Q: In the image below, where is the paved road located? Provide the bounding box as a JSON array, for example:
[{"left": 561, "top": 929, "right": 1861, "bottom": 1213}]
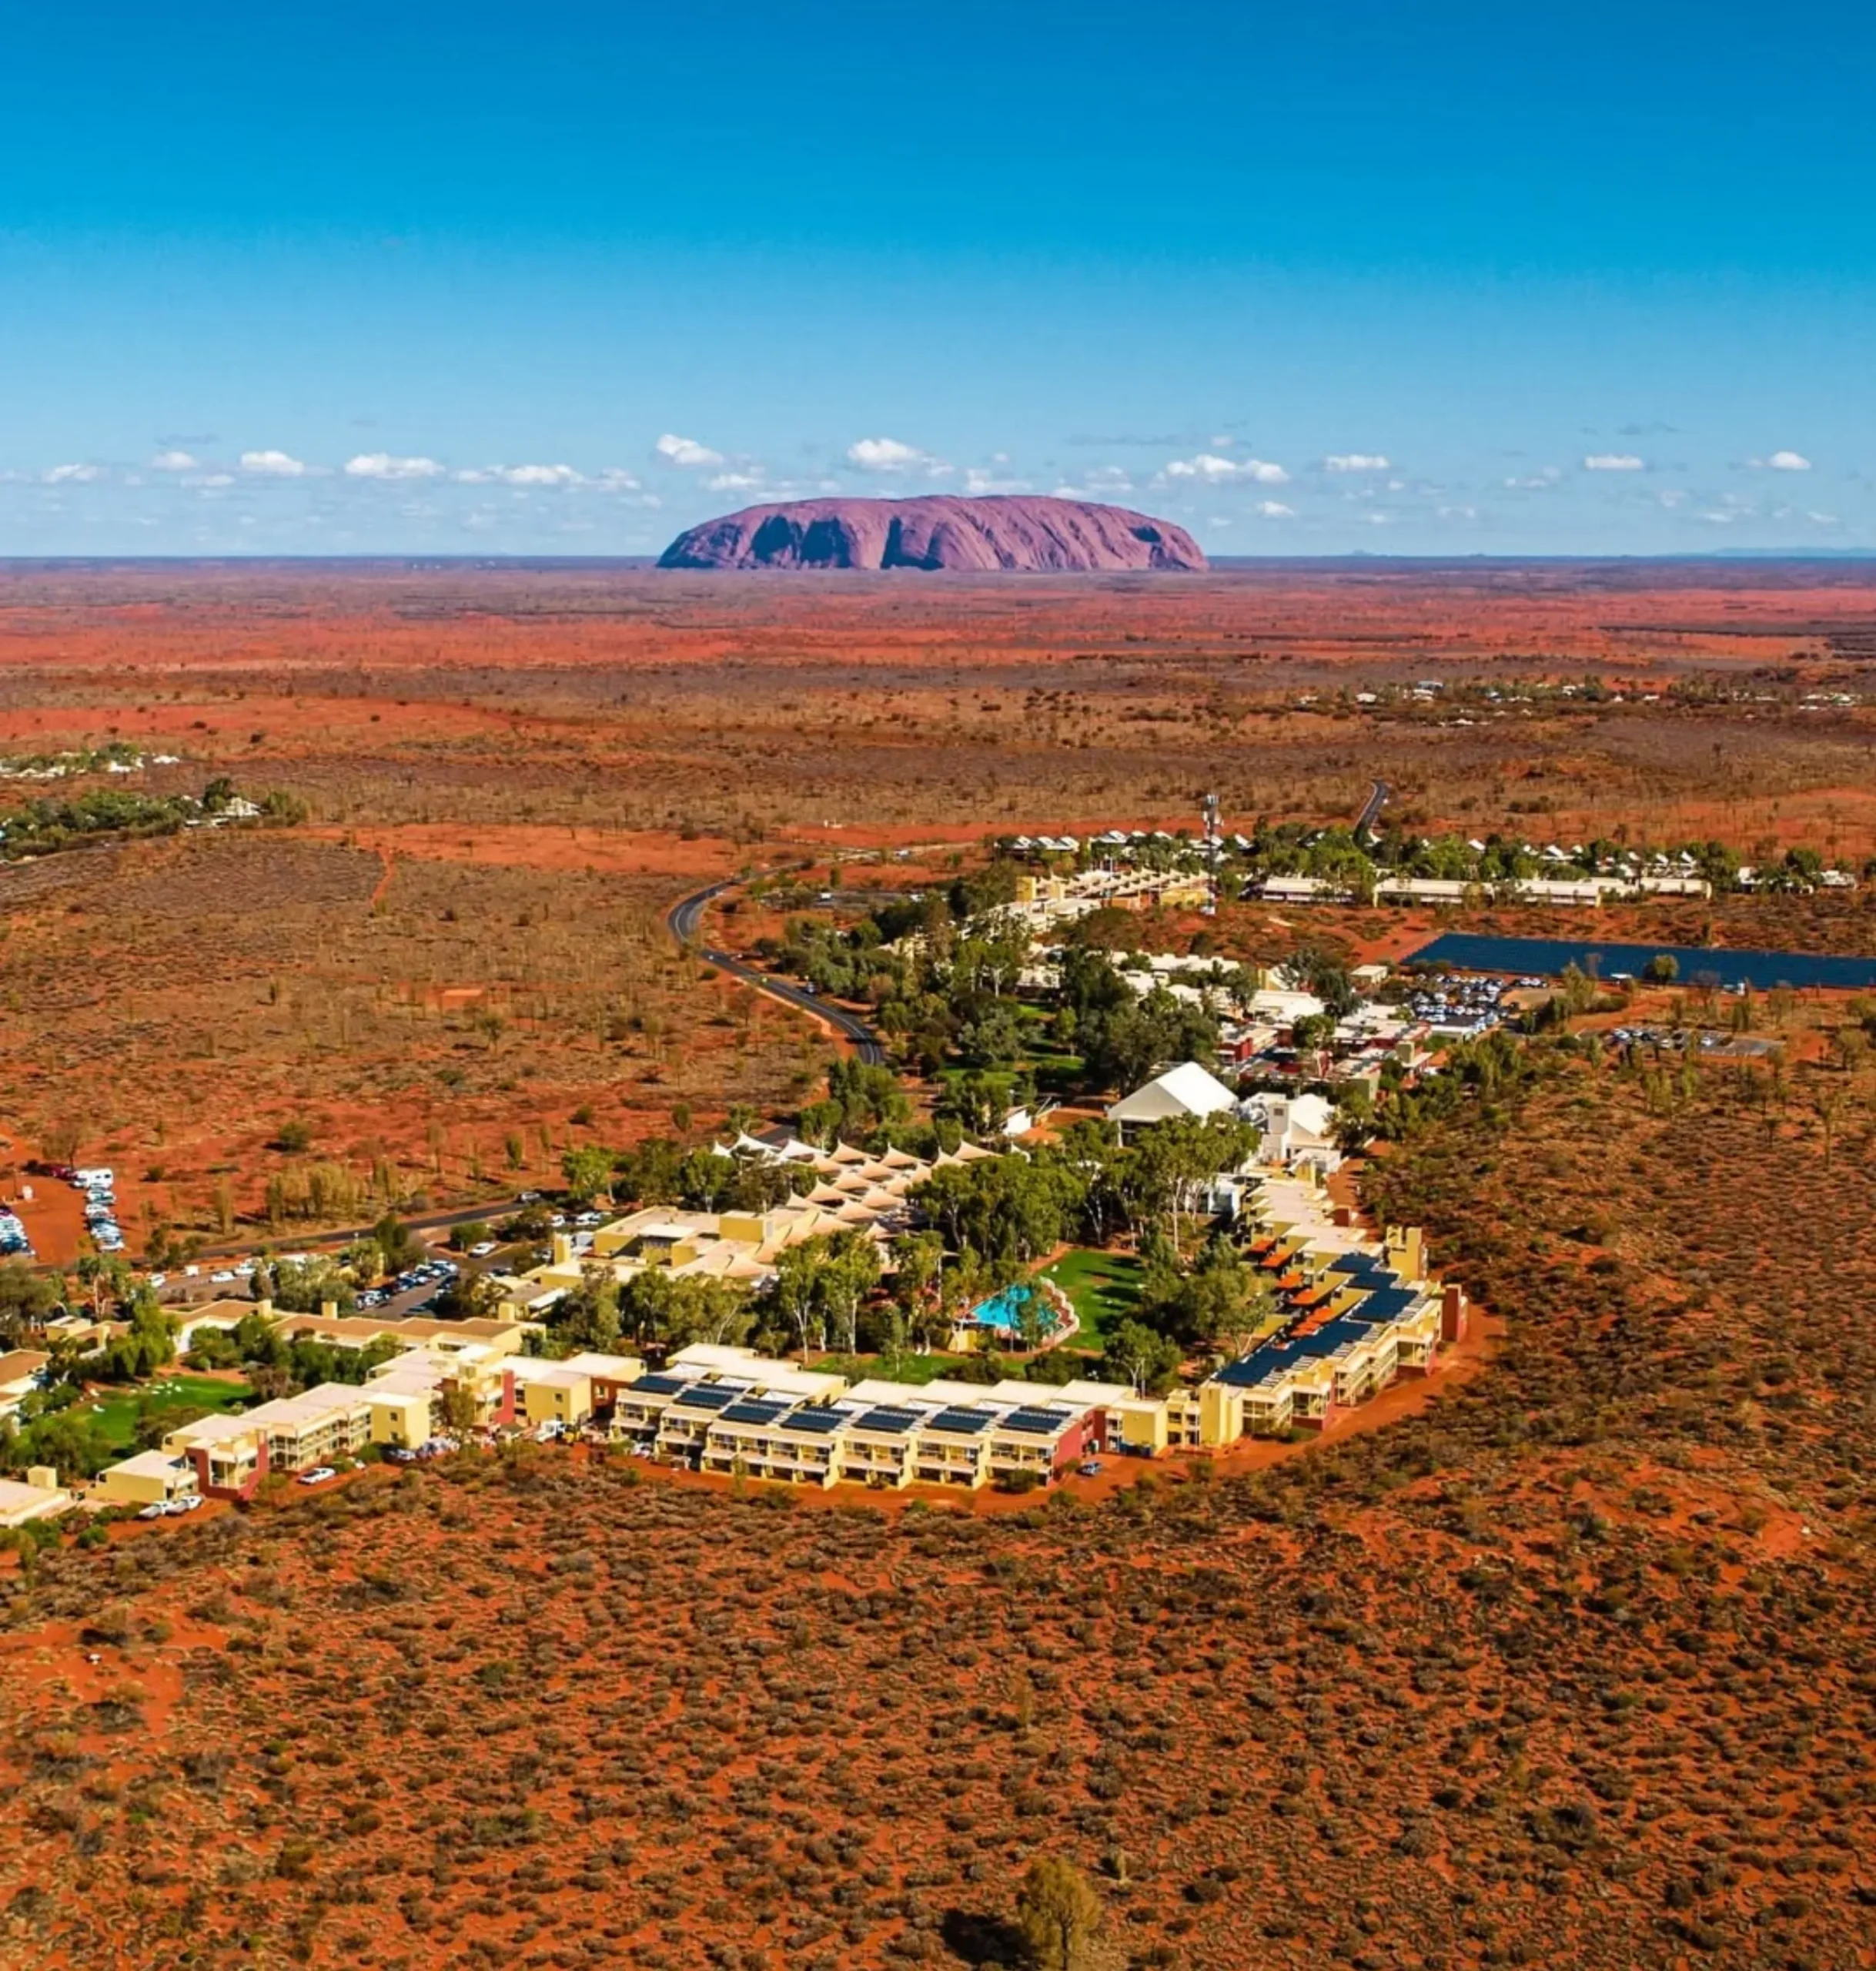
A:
[
  {"left": 1356, "top": 779, "right": 1391, "bottom": 837},
  {"left": 666, "top": 880, "right": 887, "bottom": 1066},
  {"left": 182, "top": 1197, "right": 528, "bottom": 1267}
]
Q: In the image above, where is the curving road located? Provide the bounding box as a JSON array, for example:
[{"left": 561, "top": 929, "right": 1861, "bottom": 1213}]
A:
[
  {"left": 666, "top": 880, "right": 887, "bottom": 1066},
  {"left": 1355, "top": 779, "right": 1391, "bottom": 838}
]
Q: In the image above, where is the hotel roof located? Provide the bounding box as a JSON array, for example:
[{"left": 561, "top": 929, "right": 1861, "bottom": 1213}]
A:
[
  {"left": 925, "top": 1406, "right": 996, "bottom": 1436},
  {"left": 852, "top": 1405, "right": 921, "bottom": 1436},
  {"left": 998, "top": 1406, "right": 1077, "bottom": 1436}
]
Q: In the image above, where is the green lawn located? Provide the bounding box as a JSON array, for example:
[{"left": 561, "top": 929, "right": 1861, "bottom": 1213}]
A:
[
  {"left": 75, "top": 1374, "right": 253, "bottom": 1452},
  {"left": 814, "top": 1351, "right": 984, "bottom": 1387},
  {"left": 1038, "top": 1250, "right": 1145, "bottom": 1356}
]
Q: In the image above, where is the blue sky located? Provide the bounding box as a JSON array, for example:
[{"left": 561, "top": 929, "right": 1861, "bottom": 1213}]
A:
[{"left": 3, "top": 0, "right": 1872, "bottom": 557}]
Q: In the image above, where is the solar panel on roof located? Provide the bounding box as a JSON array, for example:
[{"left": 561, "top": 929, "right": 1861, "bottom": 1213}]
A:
[
  {"left": 1002, "top": 1407, "right": 1072, "bottom": 1434},
  {"left": 1296, "top": 1317, "right": 1373, "bottom": 1355},
  {"left": 855, "top": 1406, "right": 919, "bottom": 1434},
  {"left": 630, "top": 1373, "right": 685, "bottom": 1394},
  {"left": 1332, "top": 1252, "right": 1389, "bottom": 1276},
  {"left": 721, "top": 1400, "right": 788, "bottom": 1425},
  {"left": 1213, "top": 1356, "right": 1275, "bottom": 1387},
  {"left": 927, "top": 1407, "right": 994, "bottom": 1434},
  {"left": 780, "top": 1407, "right": 847, "bottom": 1434},
  {"left": 675, "top": 1384, "right": 739, "bottom": 1410}
]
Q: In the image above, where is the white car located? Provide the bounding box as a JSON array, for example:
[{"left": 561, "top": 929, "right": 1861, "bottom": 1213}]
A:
[
  {"left": 469, "top": 1240, "right": 497, "bottom": 1257},
  {"left": 136, "top": 1502, "right": 168, "bottom": 1521},
  {"left": 296, "top": 1467, "right": 337, "bottom": 1486}
]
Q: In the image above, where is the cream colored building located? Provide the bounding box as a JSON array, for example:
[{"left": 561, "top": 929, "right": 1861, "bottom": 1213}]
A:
[
  {"left": 0, "top": 1350, "right": 51, "bottom": 1423},
  {"left": 498, "top": 1142, "right": 1003, "bottom": 1321},
  {"left": 0, "top": 1468, "right": 72, "bottom": 1526},
  {"left": 95, "top": 1450, "right": 198, "bottom": 1510}
]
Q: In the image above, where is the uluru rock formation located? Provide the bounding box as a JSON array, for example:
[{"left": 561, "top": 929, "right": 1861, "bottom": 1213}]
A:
[{"left": 657, "top": 494, "right": 1206, "bottom": 572}]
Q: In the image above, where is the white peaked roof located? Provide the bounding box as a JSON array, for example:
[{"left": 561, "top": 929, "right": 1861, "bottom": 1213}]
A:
[
  {"left": 1106, "top": 1060, "right": 1239, "bottom": 1126},
  {"left": 1286, "top": 1093, "right": 1336, "bottom": 1139}
]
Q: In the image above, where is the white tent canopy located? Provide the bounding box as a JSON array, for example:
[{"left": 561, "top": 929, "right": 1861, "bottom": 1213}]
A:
[{"left": 1106, "top": 1060, "right": 1239, "bottom": 1129}]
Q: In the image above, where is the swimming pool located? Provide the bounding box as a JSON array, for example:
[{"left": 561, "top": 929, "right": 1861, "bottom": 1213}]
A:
[
  {"left": 971, "top": 1283, "right": 1041, "bottom": 1333},
  {"left": 1405, "top": 932, "right": 1876, "bottom": 993}
]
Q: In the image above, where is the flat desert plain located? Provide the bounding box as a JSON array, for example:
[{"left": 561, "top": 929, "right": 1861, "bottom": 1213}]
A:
[{"left": 2, "top": 559, "right": 1876, "bottom": 1969}]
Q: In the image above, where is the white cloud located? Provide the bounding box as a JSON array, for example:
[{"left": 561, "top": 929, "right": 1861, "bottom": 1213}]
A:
[
  {"left": 1051, "top": 467, "right": 1135, "bottom": 500},
  {"left": 1752, "top": 449, "right": 1811, "bottom": 471},
  {"left": 1807, "top": 510, "right": 1841, "bottom": 526},
  {"left": 42, "top": 463, "right": 103, "bottom": 484},
  {"left": 706, "top": 471, "right": 765, "bottom": 493},
  {"left": 344, "top": 453, "right": 443, "bottom": 480},
  {"left": 1583, "top": 453, "right": 1646, "bottom": 471},
  {"left": 847, "top": 436, "right": 948, "bottom": 475},
  {"left": 240, "top": 449, "right": 312, "bottom": 477},
  {"left": 965, "top": 467, "right": 1031, "bottom": 494},
  {"left": 1324, "top": 453, "right": 1390, "bottom": 473},
  {"left": 656, "top": 433, "right": 724, "bottom": 469},
  {"left": 150, "top": 450, "right": 198, "bottom": 471},
  {"left": 1503, "top": 468, "right": 1563, "bottom": 490},
  {"left": 1657, "top": 488, "right": 1689, "bottom": 508},
  {"left": 590, "top": 468, "right": 643, "bottom": 493},
  {"left": 500, "top": 463, "right": 583, "bottom": 487},
  {"left": 1163, "top": 453, "right": 1288, "bottom": 485},
  {"left": 1254, "top": 500, "right": 1294, "bottom": 518},
  {"left": 199, "top": 474, "right": 234, "bottom": 488}
]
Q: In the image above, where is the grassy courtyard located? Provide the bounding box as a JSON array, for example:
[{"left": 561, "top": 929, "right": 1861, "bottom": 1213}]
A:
[
  {"left": 1038, "top": 1249, "right": 1145, "bottom": 1357},
  {"left": 814, "top": 1350, "right": 985, "bottom": 1387},
  {"left": 74, "top": 1373, "right": 253, "bottom": 1452}
]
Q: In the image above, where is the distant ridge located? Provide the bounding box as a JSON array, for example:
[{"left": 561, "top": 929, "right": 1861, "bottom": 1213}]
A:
[{"left": 657, "top": 494, "right": 1206, "bottom": 572}]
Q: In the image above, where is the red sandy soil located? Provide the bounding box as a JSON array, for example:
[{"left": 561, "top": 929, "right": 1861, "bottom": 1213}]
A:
[{"left": 2, "top": 986, "right": 1875, "bottom": 1968}]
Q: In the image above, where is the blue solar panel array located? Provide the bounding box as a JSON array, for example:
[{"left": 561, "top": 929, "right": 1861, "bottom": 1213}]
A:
[
  {"left": 854, "top": 1405, "right": 921, "bottom": 1435},
  {"left": 674, "top": 1384, "right": 741, "bottom": 1412},
  {"left": 1351, "top": 1287, "right": 1419, "bottom": 1325},
  {"left": 779, "top": 1406, "right": 848, "bottom": 1435},
  {"left": 1002, "top": 1407, "right": 1072, "bottom": 1435},
  {"left": 721, "top": 1400, "right": 789, "bottom": 1426},
  {"left": 927, "top": 1407, "right": 994, "bottom": 1435},
  {"left": 630, "top": 1373, "right": 686, "bottom": 1395},
  {"left": 1329, "top": 1252, "right": 1392, "bottom": 1282}
]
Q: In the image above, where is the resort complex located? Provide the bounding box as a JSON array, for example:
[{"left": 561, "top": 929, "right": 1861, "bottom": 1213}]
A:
[{"left": 79, "top": 1117, "right": 1466, "bottom": 1510}]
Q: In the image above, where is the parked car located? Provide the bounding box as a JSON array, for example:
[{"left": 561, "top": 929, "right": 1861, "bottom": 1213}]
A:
[
  {"left": 469, "top": 1240, "right": 497, "bottom": 1258},
  {"left": 167, "top": 1495, "right": 204, "bottom": 1514},
  {"left": 296, "top": 1467, "right": 337, "bottom": 1486},
  {"left": 136, "top": 1502, "right": 169, "bottom": 1521},
  {"left": 1077, "top": 1459, "right": 1103, "bottom": 1477}
]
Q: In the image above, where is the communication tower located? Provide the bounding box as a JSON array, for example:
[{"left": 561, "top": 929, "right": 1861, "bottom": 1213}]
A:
[{"left": 1201, "top": 791, "right": 1221, "bottom": 915}]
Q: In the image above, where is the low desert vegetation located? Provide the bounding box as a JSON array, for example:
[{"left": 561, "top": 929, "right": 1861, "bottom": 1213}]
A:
[
  {"left": 1, "top": 561, "right": 1874, "bottom": 1966},
  {"left": 0, "top": 1013, "right": 1872, "bottom": 1969}
]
